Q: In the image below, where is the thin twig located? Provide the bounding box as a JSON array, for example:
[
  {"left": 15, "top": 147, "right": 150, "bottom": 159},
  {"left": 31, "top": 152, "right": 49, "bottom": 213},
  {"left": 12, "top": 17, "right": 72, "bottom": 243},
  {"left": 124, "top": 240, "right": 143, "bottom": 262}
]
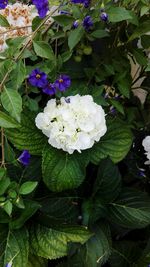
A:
[{"left": 1, "top": 128, "right": 5, "bottom": 168}]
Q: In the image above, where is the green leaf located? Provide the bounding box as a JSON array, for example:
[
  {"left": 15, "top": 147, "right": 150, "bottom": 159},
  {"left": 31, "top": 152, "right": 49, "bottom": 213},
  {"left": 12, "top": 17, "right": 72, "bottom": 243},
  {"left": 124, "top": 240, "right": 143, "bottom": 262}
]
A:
[
  {"left": 79, "top": 223, "right": 112, "bottom": 267},
  {"left": 68, "top": 26, "right": 84, "bottom": 50},
  {"left": 10, "top": 60, "right": 26, "bottom": 89},
  {"left": 133, "top": 49, "right": 148, "bottom": 66},
  {"left": 93, "top": 158, "right": 122, "bottom": 203},
  {"left": 39, "top": 196, "right": 78, "bottom": 223},
  {"left": 0, "top": 176, "right": 10, "bottom": 196},
  {"left": 128, "top": 20, "right": 150, "bottom": 41},
  {"left": 1, "top": 88, "right": 22, "bottom": 122},
  {"left": 0, "top": 225, "right": 29, "bottom": 267},
  {"left": 42, "top": 145, "right": 89, "bottom": 192},
  {"left": 61, "top": 51, "right": 73, "bottom": 62},
  {"left": 3, "top": 201, "right": 12, "bottom": 216},
  {"left": 107, "top": 7, "right": 133, "bottom": 22},
  {"left": 19, "top": 181, "right": 38, "bottom": 195},
  {"left": 109, "top": 99, "right": 125, "bottom": 115},
  {"left": 91, "top": 119, "right": 132, "bottom": 164},
  {"left": 109, "top": 241, "right": 140, "bottom": 267},
  {"left": 0, "top": 168, "right": 6, "bottom": 180},
  {"left": 5, "top": 110, "right": 47, "bottom": 155},
  {"left": 108, "top": 188, "right": 150, "bottom": 229},
  {"left": 10, "top": 200, "right": 40, "bottom": 229},
  {"left": 30, "top": 223, "right": 92, "bottom": 260},
  {"left": 53, "top": 15, "right": 74, "bottom": 27},
  {"left": 0, "top": 14, "right": 10, "bottom": 27},
  {"left": 27, "top": 254, "right": 48, "bottom": 267},
  {"left": 33, "top": 41, "right": 55, "bottom": 60},
  {"left": 91, "top": 30, "right": 109, "bottom": 38},
  {"left": 137, "top": 239, "right": 150, "bottom": 267},
  {"left": 0, "top": 111, "right": 21, "bottom": 128}
]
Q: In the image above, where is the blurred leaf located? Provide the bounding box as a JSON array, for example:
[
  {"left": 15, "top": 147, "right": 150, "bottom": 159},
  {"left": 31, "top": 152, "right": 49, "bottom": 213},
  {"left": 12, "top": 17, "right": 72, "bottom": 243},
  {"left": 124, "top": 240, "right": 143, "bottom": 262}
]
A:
[
  {"left": 0, "top": 111, "right": 20, "bottom": 128},
  {"left": 0, "top": 225, "right": 29, "bottom": 267},
  {"left": 33, "top": 41, "right": 55, "bottom": 61},
  {"left": 27, "top": 254, "right": 48, "bottom": 267},
  {"left": 5, "top": 110, "right": 47, "bottom": 155},
  {"left": 19, "top": 181, "right": 38, "bottom": 195},
  {"left": 30, "top": 223, "right": 92, "bottom": 260},
  {"left": 108, "top": 188, "right": 150, "bottom": 229},
  {"left": 42, "top": 145, "right": 89, "bottom": 192},
  {"left": 10, "top": 200, "right": 40, "bottom": 229},
  {"left": 68, "top": 26, "right": 84, "bottom": 50},
  {"left": 108, "top": 7, "right": 133, "bottom": 22},
  {"left": 93, "top": 158, "right": 122, "bottom": 203},
  {"left": 53, "top": 15, "right": 74, "bottom": 27},
  {"left": 91, "top": 119, "right": 132, "bottom": 164},
  {"left": 0, "top": 14, "right": 10, "bottom": 27},
  {"left": 1, "top": 88, "right": 22, "bottom": 122}
]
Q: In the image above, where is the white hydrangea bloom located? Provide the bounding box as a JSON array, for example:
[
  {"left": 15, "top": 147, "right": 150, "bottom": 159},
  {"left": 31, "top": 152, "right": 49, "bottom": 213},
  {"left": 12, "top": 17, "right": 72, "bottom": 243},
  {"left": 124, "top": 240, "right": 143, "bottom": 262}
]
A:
[
  {"left": 0, "top": 4, "right": 58, "bottom": 52},
  {"left": 35, "top": 94, "right": 107, "bottom": 154},
  {"left": 142, "top": 136, "right": 150, "bottom": 165},
  {"left": 0, "top": 3, "right": 37, "bottom": 52}
]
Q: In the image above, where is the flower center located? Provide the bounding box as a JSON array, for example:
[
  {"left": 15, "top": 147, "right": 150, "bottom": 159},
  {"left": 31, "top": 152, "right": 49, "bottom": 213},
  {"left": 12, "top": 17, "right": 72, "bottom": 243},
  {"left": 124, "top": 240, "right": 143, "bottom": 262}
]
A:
[
  {"left": 59, "top": 79, "right": 63, "bottom": 83},
  {"left": 36, "top": 74, "right": 41, "bottom": 79}
]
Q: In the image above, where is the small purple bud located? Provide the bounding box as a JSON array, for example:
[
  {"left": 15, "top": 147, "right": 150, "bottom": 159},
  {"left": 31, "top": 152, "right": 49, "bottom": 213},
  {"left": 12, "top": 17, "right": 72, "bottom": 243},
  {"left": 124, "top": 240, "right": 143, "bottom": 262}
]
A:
[
  {"left": 18, "top": 150, "right": 31, "bottom": 166},
  {"left": 73, "top": 20, "right": 79, "bottom": 28},
  {"left": 100, "top": 12, "right": 108, "bottom": 22},
  {"left": 59, "top": 10, "right": 70, "bottom": 15},
  {"left": 5, "top": 262, "right": 12, "bottom": 267}
]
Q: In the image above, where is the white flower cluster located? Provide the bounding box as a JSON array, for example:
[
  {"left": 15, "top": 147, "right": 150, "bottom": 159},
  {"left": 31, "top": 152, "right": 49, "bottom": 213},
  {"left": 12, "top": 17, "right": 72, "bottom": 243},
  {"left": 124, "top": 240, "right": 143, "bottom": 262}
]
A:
[
  {"left": 142, "top": 136, "right": 150, "bottom": 164},
  {"left": 35, "top": 94, "right": 107, "bottom": 154},
  {"left": 0, "top": 3, "right": 37, "bottom": 52},
  {"left": 0, "top": 4, "right": 58, "bottom": 52}
]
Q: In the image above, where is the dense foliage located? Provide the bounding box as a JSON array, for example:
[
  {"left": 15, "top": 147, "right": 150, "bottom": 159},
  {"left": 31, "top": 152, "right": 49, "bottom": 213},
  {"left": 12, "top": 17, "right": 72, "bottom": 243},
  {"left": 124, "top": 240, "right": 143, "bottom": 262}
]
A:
[{"left": 0, "top": 0, "right": 150, "bottom": 266}]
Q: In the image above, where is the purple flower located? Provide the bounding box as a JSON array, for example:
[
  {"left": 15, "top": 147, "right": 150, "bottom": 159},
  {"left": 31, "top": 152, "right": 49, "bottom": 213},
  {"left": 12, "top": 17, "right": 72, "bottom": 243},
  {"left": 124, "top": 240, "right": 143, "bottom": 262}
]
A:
[
  {"left": 73, "top": 20, "right": 79, "bottom": 29},
  {"left": 83, "top": 16, "right": 93, "bottom": 31},
  {"left": 71, "top": 0, "right": 90, "bottom": 8},
  {"left": 32, "top": 0, "right": 49, "bottom": 18},
  {"left": 42, "top": 83, "right": 56, "bottom": 95},
  {"left": 54, "top": 75, "right": 71, "bottom": 92},
  {"left": 0, "top": 0, "right": 8, "bottom": 9},
  {"left": 28, "top": 69, "right": 48, "bottom": 88},
  {"left": 18, "top": 150, "right": 31, "bottom": 166},
  {"left": 100, "top": 12, "right": 108, "bottom": 22},
  {"left": 5, "top": 263, "right": 12, "bottom": 267}
]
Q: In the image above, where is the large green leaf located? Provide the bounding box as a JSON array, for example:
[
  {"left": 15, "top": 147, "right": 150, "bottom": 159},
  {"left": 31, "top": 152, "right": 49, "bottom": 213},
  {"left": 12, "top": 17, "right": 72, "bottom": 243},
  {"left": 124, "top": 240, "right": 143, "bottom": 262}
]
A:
[
  {"left": 68, "top": 26, "right": 84, "bottom": 50},
  {"left": 10, "top": 60, "right": 26, "bottom": 89},
  {"left": 68, "top": 223, "right": 111, "bottom": 267},
  {"left": 93, "top": 158, "right": 122, "bottom": 203},
  {"left": 30, "top": 223, "right": 92, "bottom": 260},
  {"left": 10, "top": 200, "right": 40, "bottom": 229},
  {"left": 33, "top": 41, "right": 55, "bottom": 61},
  {"left": 108, "top": 188, "right": 150, "bottom": 229},
  {"left": 53, "top": 15, "right": 74, "bottom": 27},
  {"left": 0, "top": 111, "right": 20, "bottom": 128},
  {"left": 107, "top": 7, "right": 133, "bottom": 22},
  {"left": 5, "top": 110, "right": 46, "bottom": 155},
  {"left": 0, "top": 225, "right": 29, "bottom": 267},
  {"left": 0, "top": 14, "right": 10, "bottom": 27},
  {"left": 91, "top": 119, "right": 132, "bottom": 164},
  {"left": 42, "top": 145, "right": 89, "bottom": 192},
  {"left": 109, "top": 241, "right": 140, "bottom": 267},
  {"left": 1, "top": 88, "right": 22, "bottom": 122},
  {"left": 39, "top": 196, "right": 79, "bottom": 223},
  {"left": 128, "top": 20, "right": 150, "bottom": 41},
  {"left": 137, "top": 239, "right": 150, "bottom": 267}
]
